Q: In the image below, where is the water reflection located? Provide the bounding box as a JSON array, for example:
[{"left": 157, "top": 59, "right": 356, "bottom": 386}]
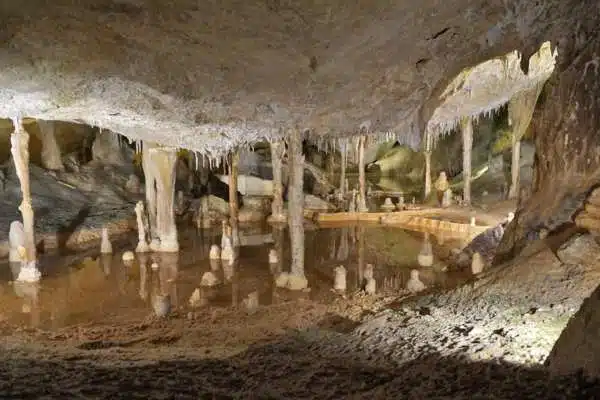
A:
[{"left": 0, "top": 223, "right": 473, "bottom": 330}]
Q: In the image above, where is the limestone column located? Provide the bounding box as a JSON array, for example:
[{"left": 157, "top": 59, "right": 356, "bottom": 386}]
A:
[
  {"left": 228, "top": 149, "right": 240, "bottom": 248},
  {"left": 142, "top": 142, "right": 159, "bottom": 245},
  {"left": 357, "top": 135, "right": 368, "bottom": 212},
  {"left": 507, "top": 83, "right": 544, "bottom": 199},
  {"left": 11, "top": 119, "right": 40, "bottom": 281},
  {"left": 339, "top": 140, "right": 347, "bottom": 198},
  {"left": 423, "top": 130, "right": 432, "bottom": 199},
  {"left": 287, "top": 130, "right": 308, "bottom": 290},
  {"left": 37, "top": 120, "right": 64, "bottom": 171},
  {"left": 460, "top": 117, "right": 473, "bottom": 205},
  {"left": 147, "top": 146, "right": 179, "bottom": 252},
  {"left": 270, "top": 140, "right": 286, "bottom": 222}
]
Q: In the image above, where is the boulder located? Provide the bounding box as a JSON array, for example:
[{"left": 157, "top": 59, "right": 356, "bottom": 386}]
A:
[{"left": 557, "top": 234, "right": 600, "bottom": 266}]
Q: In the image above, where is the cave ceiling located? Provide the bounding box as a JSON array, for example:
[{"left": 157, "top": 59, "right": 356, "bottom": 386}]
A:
[{"left": 0, "top": 0, "right": 588, "bottom": 155}]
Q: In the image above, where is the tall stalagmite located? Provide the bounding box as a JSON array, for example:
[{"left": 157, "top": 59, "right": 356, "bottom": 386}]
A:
[
  {"left": 146, "top": 146, "right": 179, "bottom": 252},
  {"left": 287, "top": 130, "right": 308, "bottom": 290},
  {"left": 270, "top": 140, "right": 286, "bottom": 222},
  {"left": 228, "top": 149, "right": 240, "bottom": 247},
  {"left": 423, "top": 130, "right": 433, "bottom": 199},
  {"left": 11, "top": 118, "right": 41, "bottom": 282},
  {"left": 37, "top": 120, "right": 64, "bottom": 171},
  {"left": 507, "top": 83, "right": 544, "bottom": 199},
  {"left": 357, "top": 135, "right": 368, "bottom": 212},
  {"left": 460, "top": 117, "right": 473, "bottom": 205}
]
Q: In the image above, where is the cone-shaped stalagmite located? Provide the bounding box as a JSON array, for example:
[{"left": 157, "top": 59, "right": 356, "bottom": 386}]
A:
[
  {"left": 269, "top": 140, "right": 286, "bottom": 222},
  {"left": 10, "top": 118, "right": 40, "bottom": 282},
  {"left": 460, "top": 117, "right": 473, "bottom": 205},
  {"left": 37, "top": 120, "right": 64, "bottom": 171},
  {"left": 507, "top": 83, "right": 544, "bottom": 199},
  {"left": 287, "top": 130, "right": 308, "bottom": 290}
]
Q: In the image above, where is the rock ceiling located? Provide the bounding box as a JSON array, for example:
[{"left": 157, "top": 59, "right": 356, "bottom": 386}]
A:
[{"left": 0, "top": 0, "right": 587, "bottom": 155}]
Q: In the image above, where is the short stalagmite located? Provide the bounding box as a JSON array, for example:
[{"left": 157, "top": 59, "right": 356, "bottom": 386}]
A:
[
  {"left": 9, "top": 221, "right": 25, "bottom": 263},
  {"left": 286, "top": 130, "right": 308, "bottom": 290},
  {"left": 269, "top": 140, "right": 287, "bottom": 223},
  {"left": 333, "top": 265, "right": 347, "bottom": 291},
  {"left": 135, "top": 201, "right": 150, "bottom": 253},
  {"left": 37, "top": 120, "right": 64, "bottom": 171},
  {"left": 381, "top": 197, "right": 395, "bottom": 212},
  {"left": 434, "top": 172, "right": 449, "bottom": 207},
  {"left": 406, "top": 269, "right": 426, "bottom": 293},
  {"left": 100, "top": 227, "right": 113, "bottom": 254},
  {"left": 471, "top": 252, "right": 484, "bottom": 275},
  {"left": 11, "top": 119, "right": 40, "bottom": 282},
  {"left": 209, "top": 244, "right": 221, "bottom": 260},
  {"left": 418, "top": 234, "right": 434, "bottom": 267}
]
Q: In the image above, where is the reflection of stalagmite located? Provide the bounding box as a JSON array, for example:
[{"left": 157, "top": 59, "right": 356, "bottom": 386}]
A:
[
  {"left": 209, "top": 258, "right": 220, "bottom": 271},
  {"left": 507, "top": 83, "right": 544, "bottom": 199},
  {"left": 209, "top": 244, "right": 221, "bottom": 260},
  {"left": 268, "top": 248, "right": 278, "bottom": 264},
  {"left": 122, "top": 251, "right": 135, "bottom": 262},
  {"left": 222, "top": 257, "right": 235, "bottom": 282},
  {"left": 37, "top": 120, "right": 64, "bottom": 171},
  {"left": 287, "top": 131, "right": 308, "bottom": 290},
  {"left": 142, "top": 142, "right": 158, "bottom": 246},
  {"left": 100, "top": 254, "right": 112, "bottom": 275},
  {"left": 417, "top": 233, "right": 433, "bottom": 267},
  {"left": 460, "top": 117, "right": 473, "bottom": 205},
  {"left": 406, "top": 269, "right": 426, "bottom": 293},
  {"left": 333, "top": 265, "right": 347, "bottom": 291},
  {"left": 221, "top": 222, "right": 235, "bottom": 261},
  {"left": 201, "top": 271, "right": 220, "bottom": 287},
  {"left": 100, "top": 227, "right": 113, "bottom": 254},
  {"left": 135, "top": 201, "right": 150, "bottom": 252},
  {"left": 9, "top": 221, "right": 25, "bottom": 263},
  {"left": 357, "top": 225, "right": 366, "bottom": 286},
  {"left": 365, "top": 278, "right": 376, "bottom": 294},
  {"left": 381, "top": 198, "right": 395, "bottom": 212},
  {"left": 364, "top": 263, "right": 374, "bottom": 281},
  {"left": 269, "top": 140, "right": 287, "bottom": 222},
  {"left": 243, "top": 291, "right": 259, "bottom": 315},
  {"left": 138, "top": 253, "right": 149, "bottom": 300},
  {"left": 339, "top": 140, "right": 347, "bottom": 200},
  {"left": 11, "top": 120, "right": 40, "bottom": 282},
  {"left": 271, "top": 226, "right": 285, "bottom": 276}
]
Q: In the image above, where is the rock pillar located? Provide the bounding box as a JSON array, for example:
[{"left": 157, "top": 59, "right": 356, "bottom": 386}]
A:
[
  {"left": 287, "top": 130, "right": 308, "bottom": 290},
  {"left": 507, "top": 83, "right": 544, "bottom": 199},
  {"left": 270, "top": 140, "right": 286, "bottom": 222},
  {"left": 228, "top": 149, "right": 240, "bottom": 247},
  {"left": 11, "top": 119, "right": 40, "bottom": 282},
  {"left": 460, "top": 117, "right": 473, "bottom": 206},
  {"left": 142, "top": 141, "right": 158, "bottom": 246},
  {"left": 357, "top": 135, "right": 368, "bottom": 212},
  {"left": 37, "top": 120, "right": 64, "bottom": 171},
  {"left": 146, "top": 146, "right": 179, "bottom": 252}
]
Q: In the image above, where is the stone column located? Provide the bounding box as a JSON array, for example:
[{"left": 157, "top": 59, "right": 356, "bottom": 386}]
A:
[
  {"left": 147, "top": 146, "right": 179, "bottom": 252},
  {"left": 270, "top": 140, "right": 286, "bottom": 222},
  {"left": 11, "top": 119, "right": 40, "bottom": 282},
  {"left": 228, "top": 149, "right": 240, "bottom": 248},
  {"left": 507, "top": 83, "right": 544, "bottom": 199},
  {"left": 339, "top": 140, "right": 347, "bottom": 199},
  {"left": 460, "top": 117, "right": 473, "bottom": 206},
  {"left": 357, "top": 135, "right": 368, "bottom": 212},
  {"left": 287, "top": 130, "right": 308, "bottom": 290},
  {"left": 423, "top": 130, "right": 432, "bottom": 199},
  {"left": 142, "top": 141, "right": 158, "bottom": 245},
  {"left": 37, "top": 120, "right": 64, "bottom": 171}
]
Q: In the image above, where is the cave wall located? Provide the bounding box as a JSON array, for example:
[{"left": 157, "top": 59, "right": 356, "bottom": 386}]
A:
[{"left": 496, "top": 19, "right": 600, "bottom": 263}]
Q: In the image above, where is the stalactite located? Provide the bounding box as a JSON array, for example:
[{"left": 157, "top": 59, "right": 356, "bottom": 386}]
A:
[
  {"left": 286, "top": 129, "right": 308, "bottom": 290},
  {"left": 269, "top": 140, "right": 286, "bottom": 223},
  {"left": 228, "top": 149, "right": 240, "bottom": 248},
  {"left": 37, "top": 120, "right": 64, "bottom": 171},
  {"left": 460, "top": 117, "right": 473, "bottom": 205},
  {"left": 10, "top": 118, "right": 40, "bottom": 282}
]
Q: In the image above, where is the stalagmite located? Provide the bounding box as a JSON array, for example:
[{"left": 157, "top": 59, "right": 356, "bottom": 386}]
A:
[
  {"left": 333, "top": 265, "right": 347, "bottom": 291},
  {"left": 460, "top": 117, "right": 473, "bottom": 206},
  {"left": 406, "top": 269, "right": 426, "bottom": 293},
  {"left": 11, "top": 119, "right": 40, "bottom": 282},
  {"left": 268, "top": 248, "right": 278, "bottom": 264},
  {"left": 228, "top": 149, "right": 240, "bottom": 248},
  {"left": 365, "top": 278, "right": 376, "bottom": 294},
  {"left": 471, "top": 252, "right": 484, "bottom": 275},
  {"left": 122, "top": 251, "right": 135, "bottom": 262},
  {"left": 152, "top": 294, "right": 171, "bottom": 317},
  {"left": 286, "top": 130, "right": 308, "bottom": 290},
  {"left": 507, "top": 83, "right": 544, "bottom": 199},
  {"left": 9, "top": 221, "right": 25, "bottom": 263},
  {"left": 209, "top": 244, "right": 221, "bottom": 260},
  {"left": 100, "top": 227, "right": 113, "bottom": 254},
  {"left": 37, "top": 120, "right": 64, "bottom": 171},
  {"left": 423, "top": 130, "right": 432, "bottom": 199},
  {"left": 146, "top": 146, "right": 179, "bottom": 252},
  {"left": 381, "top": 197, "right": 395, "bottom": 212},
  {"left": 220, "top": 221, "right": 235, "bottom": 261},
  {"left": 135, "top": 201, "right": 150, "bottom": 253},
  {"left": 357, "top": 135, "right": 368, "bottom": 212},
  {"left": 269, "top": 140, "right": 286, "bottom": 222}
]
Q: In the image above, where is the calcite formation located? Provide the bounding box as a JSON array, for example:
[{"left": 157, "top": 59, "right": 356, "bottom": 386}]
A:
[
  {"left": 269, "top": 140, "right": 286, "bottom": 223},
  {"left": 100, "top": 227, "right": 113, "bottom": 254},
  {"left": 333, "top": 265, "right": 347, "bottom": 292}
]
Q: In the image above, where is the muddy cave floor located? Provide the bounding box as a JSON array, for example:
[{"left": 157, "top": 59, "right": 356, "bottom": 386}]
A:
[{"left": 0, "top": 197, "right": 598, "bottom": 398}]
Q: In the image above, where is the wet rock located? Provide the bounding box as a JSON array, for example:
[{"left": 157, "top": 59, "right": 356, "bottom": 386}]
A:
[{"left": 556, "top": 233, "right": 600, "bottom": 266}]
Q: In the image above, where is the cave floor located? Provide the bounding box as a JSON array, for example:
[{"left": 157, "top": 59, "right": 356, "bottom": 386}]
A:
[{"left": 0, "top": 201, "right": 599, "bottom": 398}]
